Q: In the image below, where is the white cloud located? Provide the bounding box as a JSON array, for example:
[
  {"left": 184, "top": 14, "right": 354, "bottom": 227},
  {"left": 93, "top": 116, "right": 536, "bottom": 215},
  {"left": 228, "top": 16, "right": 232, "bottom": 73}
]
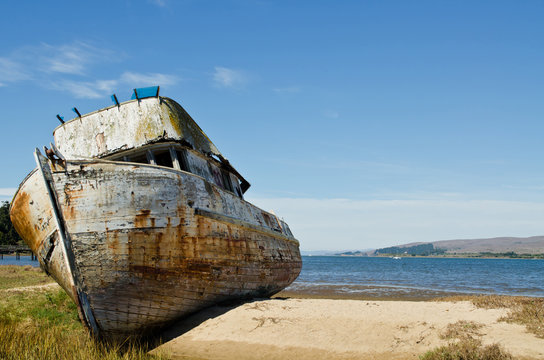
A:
[
  {"left": 0, "top": 57, "right": 31, "bottom": 84},
  {"left": 0, "top": 42, "right": 180, "bottom": 99},
  {"left": 273, "top": 86, "right": 301, "bottom": 94},
  {"left": 0, "top": 188, "right": 17, "bottom": 201},
  {"left": 1, "top": 42, "right": 119, "bottom": 80},
  {"left": 51, "top": 72, "right": 178, "bottom": 99},
  {"left": 51, "top": 79, "right": 118, "bottom": 99},
  {"left": 246, "top": 196, "right": 544, "bottom": 251},
  {"left": 43, "top": 44, "right": 93, "bottom": 75},
  {"left": 121, "top": 71, "right": 178, "bottom": 87},
  {"left": 213, "top": 66, "right": 248, "bottom": 88},
  {"left": 0, "top": 188, "right": 17, "bottom": 196},
  {"left": 40, "top": 42, "right": 119, "bottom": 75}
]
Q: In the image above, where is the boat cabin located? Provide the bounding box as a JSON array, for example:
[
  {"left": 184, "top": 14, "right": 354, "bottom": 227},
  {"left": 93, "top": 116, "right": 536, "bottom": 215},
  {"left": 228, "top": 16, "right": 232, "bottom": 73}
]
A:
[
  {"left": 104, "top": 142, "right": 245, "bottom": 198},
  {"left": 51, "top": 87, "right": 249, "bottom": 199}
]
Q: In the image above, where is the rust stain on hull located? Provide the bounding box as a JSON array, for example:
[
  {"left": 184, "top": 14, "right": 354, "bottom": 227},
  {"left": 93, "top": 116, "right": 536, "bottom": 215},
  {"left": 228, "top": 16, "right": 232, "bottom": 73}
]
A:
[{"left": 56, "top": 161, "right": 301, "bottom": 338}]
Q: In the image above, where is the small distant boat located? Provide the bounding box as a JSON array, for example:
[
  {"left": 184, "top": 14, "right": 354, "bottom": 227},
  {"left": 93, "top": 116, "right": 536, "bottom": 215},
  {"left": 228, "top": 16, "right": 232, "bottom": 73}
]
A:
[
  {"left": 392, "top": 256, "right": 402, "bottom": 260},
  {"left": 10, "top": 87, "right": 302, "bottom": 339}
]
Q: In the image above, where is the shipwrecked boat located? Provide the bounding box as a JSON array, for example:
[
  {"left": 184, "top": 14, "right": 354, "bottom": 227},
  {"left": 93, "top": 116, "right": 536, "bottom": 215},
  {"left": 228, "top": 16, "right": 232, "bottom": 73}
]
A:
[{"left": 10, "top": 87, "right": 302, "bottom": 339}]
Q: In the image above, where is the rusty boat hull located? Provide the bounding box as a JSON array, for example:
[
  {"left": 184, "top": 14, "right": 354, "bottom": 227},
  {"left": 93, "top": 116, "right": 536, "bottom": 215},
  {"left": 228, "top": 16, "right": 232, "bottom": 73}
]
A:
[
  {"left": 11, "top": 157, "right": 301, "bottom": 338},
  {"left": 10, "top": 90, "right": 302, "bottom": 338}
]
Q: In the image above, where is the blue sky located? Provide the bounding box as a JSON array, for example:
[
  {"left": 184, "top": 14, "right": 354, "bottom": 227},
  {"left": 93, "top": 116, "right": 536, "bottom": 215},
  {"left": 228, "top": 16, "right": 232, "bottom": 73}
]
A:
[{"left": 1, "top": 1, "right": 543, "bottom": 250}]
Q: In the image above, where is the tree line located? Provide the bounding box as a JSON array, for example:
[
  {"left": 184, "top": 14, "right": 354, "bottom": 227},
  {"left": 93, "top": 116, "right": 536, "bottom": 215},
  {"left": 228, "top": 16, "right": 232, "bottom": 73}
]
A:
[
  {"left": 374, "top": 243, "right": 446, "bottom": 256},
  {"left": 0, "top": 201, "right": 22, "bottom": 245}
]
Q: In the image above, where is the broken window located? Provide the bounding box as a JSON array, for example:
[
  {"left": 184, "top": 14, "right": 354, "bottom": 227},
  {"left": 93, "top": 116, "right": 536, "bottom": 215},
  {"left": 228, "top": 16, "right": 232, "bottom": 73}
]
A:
[
  {"left": 221, "top": 170, "right": 234, "bottom": 192},
  {"left": 154, "top": 149, "right": 173, "bottom": 168},
  {"left": 175, "top": 149, "right": 189, "bottom": 171},
  {"left": 129, "top": 152, "right": 148, "bottom": 164}
]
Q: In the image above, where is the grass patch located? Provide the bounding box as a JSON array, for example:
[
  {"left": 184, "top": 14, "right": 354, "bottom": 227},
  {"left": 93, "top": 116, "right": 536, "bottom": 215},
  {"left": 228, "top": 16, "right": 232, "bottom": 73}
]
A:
[
  {"left": 440, "top": 320, "right": 483, "bottom": 341},
  {"left": 0, "top": 320, "right": 167, "bottom": 360},
  {"left": 420, "top": 339, "right": 513, "bottom": 360},
  {"left": 0, "top": 269, "right": 167, "bottom": 359},
  {"left": 0, "top": 265, "right": 54, "bottom": 290},
  {"left": 1, "top": 288, "right": 80, "bottom": 331},
  {"left": 435, "top": 295, "right": 544, "bottom": 339},
  {"left": 421, "top": 316, "right": 513, "bottom": 359}
]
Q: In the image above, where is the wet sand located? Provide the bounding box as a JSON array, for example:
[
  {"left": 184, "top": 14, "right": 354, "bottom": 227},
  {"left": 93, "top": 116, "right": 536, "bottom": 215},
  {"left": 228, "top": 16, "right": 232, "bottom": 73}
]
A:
[
  {"left": 153, "top": 293, "right": 544, "bottom": 360},
  {"left": 274, "top": 287, "right": 464, "bottom": 302}
]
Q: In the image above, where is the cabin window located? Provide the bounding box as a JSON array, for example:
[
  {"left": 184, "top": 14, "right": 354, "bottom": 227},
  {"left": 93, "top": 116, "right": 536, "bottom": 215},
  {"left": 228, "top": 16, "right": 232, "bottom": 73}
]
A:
[
  {"left": 230, "top": 174, "right": 243, "bottom": 198},
  {"left": 208, "top": 163, "right": 224, "bottom": 188},
  {"left": 129, "top": 153, "right": 148, "bottom": 164},
  {"left": 154, "top": 149, "right": 173, "bottom": 168},
  {"left": 185, "top": 151, "right": 212, "bottom": 180},
  {"left": 221, "top": 170, "right": 233, "bottom": 192},
  {"left": 146, "top": 150, "right": 156, "bottom": 165},
  {"left": 175, "top": 150, "right": 189, "bottom": 171}
]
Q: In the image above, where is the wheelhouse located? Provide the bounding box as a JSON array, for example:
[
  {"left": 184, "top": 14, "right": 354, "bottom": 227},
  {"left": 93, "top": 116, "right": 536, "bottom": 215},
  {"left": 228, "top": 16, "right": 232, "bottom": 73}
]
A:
[{"left": 105, "top": 142, "right": 245, "bottom": 198}]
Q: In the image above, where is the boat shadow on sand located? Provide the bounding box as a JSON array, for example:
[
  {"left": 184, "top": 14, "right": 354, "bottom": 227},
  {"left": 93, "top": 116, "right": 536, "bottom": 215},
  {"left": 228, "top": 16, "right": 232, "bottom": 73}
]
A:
[{"left": 156, "top": 296, "right": 282, "bottom": 343}]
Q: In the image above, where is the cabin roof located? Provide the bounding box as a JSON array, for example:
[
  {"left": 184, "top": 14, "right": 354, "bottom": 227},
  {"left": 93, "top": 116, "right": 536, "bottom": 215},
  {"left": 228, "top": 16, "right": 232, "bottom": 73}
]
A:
[{"left": 53, "top": 97, "right": 222, "bottom": 159}]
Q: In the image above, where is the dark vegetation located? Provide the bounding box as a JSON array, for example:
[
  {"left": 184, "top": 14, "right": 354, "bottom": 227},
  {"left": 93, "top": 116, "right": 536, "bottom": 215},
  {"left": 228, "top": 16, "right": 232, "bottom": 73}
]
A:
[
  {"left": 371, "top": 242, "right": 544, "bottom": 258},
  {"left": 374, "top": 243, "right": 446, "bottom": 256},
  {"left": 437, "top": 295, "right": 544, "bottom": 339},
  {"left": 335, "top": 251, "right": 368, "bottom": 256},
  {"left": 0, "top": 201, "right": 21, "bottom": 246},
  {"left": 420, "top": 341, "right": 513, "bottom": 360},
  {"left": 476, "top": 251, "right": 544, "bottom": 259},
  {"left": 422, "top": 294, "right": 544, "bottom": 359},
  {"left": 420, "top": 320, "right": 513, "bottom": 360}
]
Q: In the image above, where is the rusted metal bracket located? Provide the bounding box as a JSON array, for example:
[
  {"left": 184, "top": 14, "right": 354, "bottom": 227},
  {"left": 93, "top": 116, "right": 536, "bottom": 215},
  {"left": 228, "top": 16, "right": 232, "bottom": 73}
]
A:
[
  {"left": 72, "top": 107, "right": 82, "bottom": 118},
  {"left": 111, "top": 94, "right": 120, "bottom": 107}
]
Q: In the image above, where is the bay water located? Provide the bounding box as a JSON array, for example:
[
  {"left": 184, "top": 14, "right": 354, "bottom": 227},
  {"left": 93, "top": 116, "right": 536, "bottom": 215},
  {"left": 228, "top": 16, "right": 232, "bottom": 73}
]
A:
[
  {"left": 3, "top": 254, "right": 543, "bottom": 299},
  {"left": 0, "top": 255, "right": 39, "bottom": 267},
  {"left": 285, "top": 256, "right": 544, "bottom": 299}
]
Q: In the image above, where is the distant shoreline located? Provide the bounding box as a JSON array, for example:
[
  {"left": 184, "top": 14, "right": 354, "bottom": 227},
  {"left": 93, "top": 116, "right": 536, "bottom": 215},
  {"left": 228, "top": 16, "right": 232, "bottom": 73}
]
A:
[{"left": 331, "top": 254, "right": 544, "bottom": 259}]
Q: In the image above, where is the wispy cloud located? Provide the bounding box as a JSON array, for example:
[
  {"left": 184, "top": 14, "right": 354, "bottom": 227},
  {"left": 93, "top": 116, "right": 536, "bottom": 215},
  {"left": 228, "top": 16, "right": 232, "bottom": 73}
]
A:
[
  {"left": 1, "top": 42, "right": 119, "bottom": 80},
  {"left": 0, "top": 57, "right": 32, "bottom": 84},
  {"left": 121, "top": 71, "right": 178, "bottom": 87},
  {"left": 0, "top": 41, "right": 180, "bottom": 99},
  {"left": 0, "top": 188, "right": 17, "bottom": 196},
  {"left": 213, "top": 66, "right": 248, "bottom": 88},
  {"left": 50, "top": 79, "right": 118, "bottom": 99},
  {"left": 247, "top": 196, "right": 544, "bottom": 251},
  {"left": 0, "top": 188, "right": 17, "bottom": 201},
  {"left": 273, "top": 86, "right": 301, "bottom": 94},
  {"left": 40, "top": 42, "right": 117, "bottom": 75},
  {"left": 51, "top": 72, "right": 179, "bottom": 99}
]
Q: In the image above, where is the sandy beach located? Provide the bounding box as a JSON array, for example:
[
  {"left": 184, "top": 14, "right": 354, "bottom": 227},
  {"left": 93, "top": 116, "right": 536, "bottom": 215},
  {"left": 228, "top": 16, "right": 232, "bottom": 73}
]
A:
[{"left": 154, "top": 297, "right": 544, "bottom": 360}]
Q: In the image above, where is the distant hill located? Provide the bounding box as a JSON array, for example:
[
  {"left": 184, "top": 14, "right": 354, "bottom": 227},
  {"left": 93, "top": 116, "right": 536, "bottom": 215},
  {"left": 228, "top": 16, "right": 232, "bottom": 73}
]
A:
[
  {"left": 372, "top": 236, "right": 544, "bottom": 257},
  {"left": 335, "top": 250, "right": 369, "bottom": 257}
]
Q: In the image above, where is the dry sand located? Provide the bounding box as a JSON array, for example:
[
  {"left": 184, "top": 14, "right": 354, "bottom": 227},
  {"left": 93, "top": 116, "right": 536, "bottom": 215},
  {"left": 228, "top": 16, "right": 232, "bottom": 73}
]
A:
[{"left": 154, "top": 298, "right": 544, "bottom": 360}]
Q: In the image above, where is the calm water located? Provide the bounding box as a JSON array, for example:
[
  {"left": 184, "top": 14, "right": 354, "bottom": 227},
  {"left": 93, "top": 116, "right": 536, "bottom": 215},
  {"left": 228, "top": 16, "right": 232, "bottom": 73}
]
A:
[
  {"left": 3, "top": 255, "right": 543, "bottom": 298},
  {"left": 0, "top": 255, "right": 39, "bottom": 267},
  {"left": 285, "top": 256, "right": 544, "bottom": 299}
]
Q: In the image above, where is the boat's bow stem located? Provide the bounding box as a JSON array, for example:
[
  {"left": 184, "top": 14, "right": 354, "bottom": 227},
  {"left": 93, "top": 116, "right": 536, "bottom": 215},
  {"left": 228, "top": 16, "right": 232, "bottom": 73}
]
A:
[{"left": 34, "top": 148, "right": 100, "bottom": 337}]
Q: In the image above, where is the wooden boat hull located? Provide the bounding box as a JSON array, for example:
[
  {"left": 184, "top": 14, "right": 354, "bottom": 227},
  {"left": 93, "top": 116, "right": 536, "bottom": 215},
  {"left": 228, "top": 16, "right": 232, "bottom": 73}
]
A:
[{"left": 11, "top": 157, "right": 302, "bottom": 338}]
